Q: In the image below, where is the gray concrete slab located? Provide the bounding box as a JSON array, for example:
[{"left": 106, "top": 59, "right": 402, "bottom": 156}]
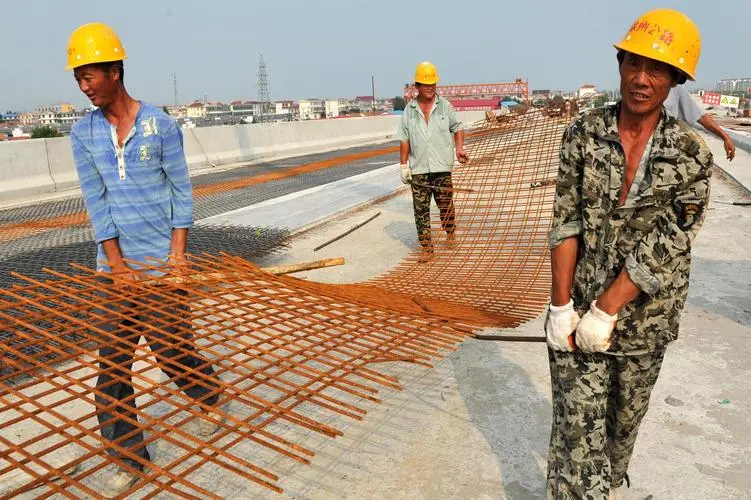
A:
[
  {"left": 700, "top": 130, "right": 751, "bottom": 194},
  {"left": 4, "top": 138, "right": 750, "bottom": 499},
  {"left": 198, "top": 163, "right": 404, "bottom": 235}
]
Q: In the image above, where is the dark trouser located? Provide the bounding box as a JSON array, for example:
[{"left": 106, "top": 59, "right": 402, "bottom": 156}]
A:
[
  {"left": 95, "top": 286, "right": 220, "bottom": 470},
  {"left": 546, "top": 348, "right": 666, "bottom": 499},
  {"left": 410, "top": 172, "right": 455, "bottom": 247}
]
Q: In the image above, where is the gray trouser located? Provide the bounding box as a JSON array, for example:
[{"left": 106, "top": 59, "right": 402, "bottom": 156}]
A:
[{"left": 95, "top": 285, "right": 220, "bottom": 470}]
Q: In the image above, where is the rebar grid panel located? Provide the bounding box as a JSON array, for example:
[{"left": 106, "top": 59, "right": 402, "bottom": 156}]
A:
[
  {"left": 0, "top": 144, "right": 398, "bottom": 245},
  {"left": 1, "top": 253, "right": 466, "bottom": 498},
  {"left": 0, "top": 224, "right": 290, "bottom": 289},
  {"left": 1, "top": 108, "right": 572, "bottom": 497},
  {"left": 297, "top": 107, "right": 569, "bottom": 328}
]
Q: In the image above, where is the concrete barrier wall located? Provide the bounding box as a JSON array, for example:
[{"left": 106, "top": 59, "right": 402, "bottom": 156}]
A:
[
  {"left": 0, "top": 110, "right": 489, "bottom": 204},
  {"left": 727, "top": 130, "right": 751, "bottom": 155},
  {"left": 45, "top": 137, "right": 79, "bottom": 192},
  {"left": 0, "top": 140, "right": 54, "bottom": 200}
]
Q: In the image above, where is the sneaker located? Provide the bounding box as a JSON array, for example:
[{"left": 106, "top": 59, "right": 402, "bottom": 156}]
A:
[
  {"left": 102, "top": 468, "right": 141, "bottom": 499},
  {"left": 609, "top": 474, "right": 630, "bottom": 500},
  {"left": 197, "top": 406, "right": 224, "bottom": 437}
]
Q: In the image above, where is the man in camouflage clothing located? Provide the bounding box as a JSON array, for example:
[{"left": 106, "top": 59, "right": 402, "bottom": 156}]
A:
[
  {"left": 544, "top": 9, "right": 712, "bottom": 499},
  {"left": 397, "top": 61, "right": 468, "bottom": 262}
]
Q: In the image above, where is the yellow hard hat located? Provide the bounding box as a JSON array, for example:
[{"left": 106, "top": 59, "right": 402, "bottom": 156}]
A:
[
  {"left": 614, "top": 8, "right": 701, "bottom": 81},
  {"left": 414, "top": 61, "right": 439, "bottom": 85},
  {"left": 66, "top": 22, "right": 127, "bottom": 71}
]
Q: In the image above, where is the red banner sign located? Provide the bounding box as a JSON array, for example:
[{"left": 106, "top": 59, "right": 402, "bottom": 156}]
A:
[{"left": 702, "top": 92, "right": 721, "bottom": 106}]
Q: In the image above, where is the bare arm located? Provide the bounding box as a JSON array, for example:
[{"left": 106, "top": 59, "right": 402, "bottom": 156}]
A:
[
  {"left": 454, "top": 130, "right": 468, "bottom": 163},
  {"left": 100, "top": 238, "right": 135, "bottom": 277},
  {"left": 698, "top": 114, "right": 735, "bottom": 160},
  {"left": 454, "top": 129, "right": 465, "bottom": 150},
  {"left": 595, "top": 269, "right": 641, "bottom": 315},
  {"left": 170, "top": 228, "right": 189, "bottom": 258},
  {"left": 400, "top": 141, "right": 410, "bottom": 164},
  {"left": 550, "top": 237, "right": 578, "bottom": 306}
]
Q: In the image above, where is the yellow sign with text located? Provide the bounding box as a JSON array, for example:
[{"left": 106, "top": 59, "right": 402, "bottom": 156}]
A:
[{"left": 720, "top": 95, "right": 740, "bottom": 109}]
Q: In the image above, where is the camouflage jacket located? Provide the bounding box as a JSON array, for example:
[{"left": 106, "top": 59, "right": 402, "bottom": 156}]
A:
[{"left": 548, "top": 103, "right": 713, "bottom": 354}]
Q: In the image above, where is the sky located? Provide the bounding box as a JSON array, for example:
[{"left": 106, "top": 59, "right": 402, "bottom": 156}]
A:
[{"left": 1, "top": 0, "right": 749, "bottom": 111}]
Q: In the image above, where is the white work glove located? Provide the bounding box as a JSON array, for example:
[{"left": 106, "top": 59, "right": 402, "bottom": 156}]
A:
[
  {"left": 545, "top": 299, "right": 580, "bottom": 352},
  {"left": 575, "top": 300, "right": 618, "bottom": 353},
  {"left": 400, "top": 163, "right": 412, "bottom": 184}
]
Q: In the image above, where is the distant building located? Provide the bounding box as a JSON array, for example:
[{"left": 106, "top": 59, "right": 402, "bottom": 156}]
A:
[
  {"left": 165, "top": 105, "right": 187, "bottom": 119},
  {"left": 324, "top": 100, "right": 340, "bottom": 118},
  {"left": 298, "top": 99, "right": 324, "bottom": 120},
  {"left": 36, "top": 103, "right": 75, "bottom": 114},
  {"left": 578, "top": 84, "right": 597, "bottom": 99},
  {"left": 205, "top": 102, "right": 231, "bottom": 122},
  {"left": 186, "top": 101, "right": 206, "bottom": 119},
  {"left": 275, "top": 101, "right": 294, "bottom": 117},
  {"left": 716, "top": 78, "right": 751, "bottom": 94},
  {"left": 19, "top": 112, "right": 39, "bottom": 126},
  {"left": 448, "top": 98, "right": 498, "bottom": 112},
  {"left": 37, "top": 109, "right": 84, "bottom": 126},
  {"left": 229, "top": 100, "right": 256, "bottom": 120},
  {"left": 0, "top": 110, "right": 19, "bottom": 121}
]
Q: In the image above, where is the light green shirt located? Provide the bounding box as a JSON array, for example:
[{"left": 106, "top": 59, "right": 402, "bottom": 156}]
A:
[{"left": 397, "top": 95, "right": 464, "bottom": 174}]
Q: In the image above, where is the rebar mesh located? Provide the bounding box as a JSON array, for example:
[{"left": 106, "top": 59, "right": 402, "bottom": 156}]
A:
[
  {"left": 0, "top": 107, "right": 572, "bottom": 497},
  {"left": 0, "top": 143, "right": 398, "bottom": 245},
  {"left": 0, "top": 225, "right": 289, "bottom": 289}
]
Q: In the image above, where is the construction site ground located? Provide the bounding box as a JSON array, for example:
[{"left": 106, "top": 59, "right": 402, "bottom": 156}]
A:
[
  {"left": 194, "top": 131, "right": 751, "bottom": 499},
  {"left": 3, "top": 131, "right": 750, "bottom": 499},
  {"left": 233, "top": 132, "right": 749, "bottom": 499}
]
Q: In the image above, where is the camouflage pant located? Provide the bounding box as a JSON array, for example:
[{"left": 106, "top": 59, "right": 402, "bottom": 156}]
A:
[
  {"left": 410, "top": 172, "right": 455, "bottom": 247},
  {"left": 546, "top": 347, "right": 666, "bottom": 499}
]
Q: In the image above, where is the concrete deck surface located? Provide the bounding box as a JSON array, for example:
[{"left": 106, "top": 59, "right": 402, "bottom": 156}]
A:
[
  {"left": 3, "top": 131, "right": 750, "bottom": 499},
  {"left": 241, "top": 148, "right": 750, "bottom": 498}
]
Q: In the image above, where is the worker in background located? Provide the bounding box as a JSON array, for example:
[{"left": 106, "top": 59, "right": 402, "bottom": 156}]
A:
[
  {"left": 665, "top": 84, "right": 736, "bottom": 160},
  {"left": 545, "top": 9, "right": 712, "bottom": 499},
  {"left": 397, "top": 61, "right": 469, "bottom": 262},
  {"left": 67, "top": 23, "right": 223, "bottom": 498}
]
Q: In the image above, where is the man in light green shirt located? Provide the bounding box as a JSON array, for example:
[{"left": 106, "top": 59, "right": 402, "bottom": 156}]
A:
[{"left": 397, "top": 61, "right": 468, "bottom": 262}]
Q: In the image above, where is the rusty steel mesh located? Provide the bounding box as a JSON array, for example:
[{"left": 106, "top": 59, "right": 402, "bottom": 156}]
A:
[{"left": 0, "top": 107, "right": 571, "bottom": 498}]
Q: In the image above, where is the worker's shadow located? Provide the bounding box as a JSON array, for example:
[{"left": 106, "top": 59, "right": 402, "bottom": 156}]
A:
[
  {"left": 383, "top": 220, "right": 419, "bottom": 248},
  {"left": 452, "top": 337, "right": 550, "bottom": 499},
  {"left": 687, "top": 255, "right": 751, "bottom": 326}
]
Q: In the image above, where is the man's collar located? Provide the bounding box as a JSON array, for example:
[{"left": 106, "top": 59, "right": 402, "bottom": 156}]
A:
[
  {"left": 597, "top": 101, "right": 680, "bottom": 160},
  {"left": 409, "top": 94, "right": 441, "bottom": 107}
]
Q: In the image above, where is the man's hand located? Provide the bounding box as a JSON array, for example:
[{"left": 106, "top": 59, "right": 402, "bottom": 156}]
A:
[
  {"left": 724, "top": 137, "right": 736, "bottom": 161},
  {"left": 545, "top": 299, "right": 580, "bottom": 352},
  {"left": 108, "top": 263, "right": 141, "bottom": 289},
  {"left": 169, "top": 252, "right": 188, "bottom": 267},
  {"left": 575, "top": 300, "right": 617, "bottom": 352},
  {"left": 400, "top": 163, "right": 412, "bottom": 184},
  {"left": 456, "top": 149, "right": 469, "bottom": 164}
]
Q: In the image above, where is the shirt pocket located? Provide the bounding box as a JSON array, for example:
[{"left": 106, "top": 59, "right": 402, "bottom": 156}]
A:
[
  {"left": 581, "top": 160, "right": 608, "bottom": 205},
  {"left": 436, "top": 115, "right": 452, "bottom": 135},
  {"left": 135, "top": 136, "right": 163, "bottom": 170}
]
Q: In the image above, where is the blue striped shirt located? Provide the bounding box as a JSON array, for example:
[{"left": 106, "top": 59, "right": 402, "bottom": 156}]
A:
[{"left": 71, "top": 102, "right": 193, "bottom": 273}]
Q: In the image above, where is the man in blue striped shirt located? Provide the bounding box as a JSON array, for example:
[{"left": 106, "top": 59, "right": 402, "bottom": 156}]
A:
[{"left": 67, "top": 23, "right": 222, "bottom": 498}]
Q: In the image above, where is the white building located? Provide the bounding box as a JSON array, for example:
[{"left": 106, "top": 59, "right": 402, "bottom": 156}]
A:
[
  {"left": 324, "top": 100, "right": 340, "bottom": 118},
  {"left": 165, "top": 105, "right": 187, "bottom": 119},
  {"left": 298, "top": 99, "right": 325, "bottom": 120},
  {"left": 275, "top": 101, "right": 294, "bottom": 117},
  {"left": 578, "top": 84, "right": 597, "bottom": 99},
  {"left": 39, "top": 112, "right": 57, "bottom": 125}
]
